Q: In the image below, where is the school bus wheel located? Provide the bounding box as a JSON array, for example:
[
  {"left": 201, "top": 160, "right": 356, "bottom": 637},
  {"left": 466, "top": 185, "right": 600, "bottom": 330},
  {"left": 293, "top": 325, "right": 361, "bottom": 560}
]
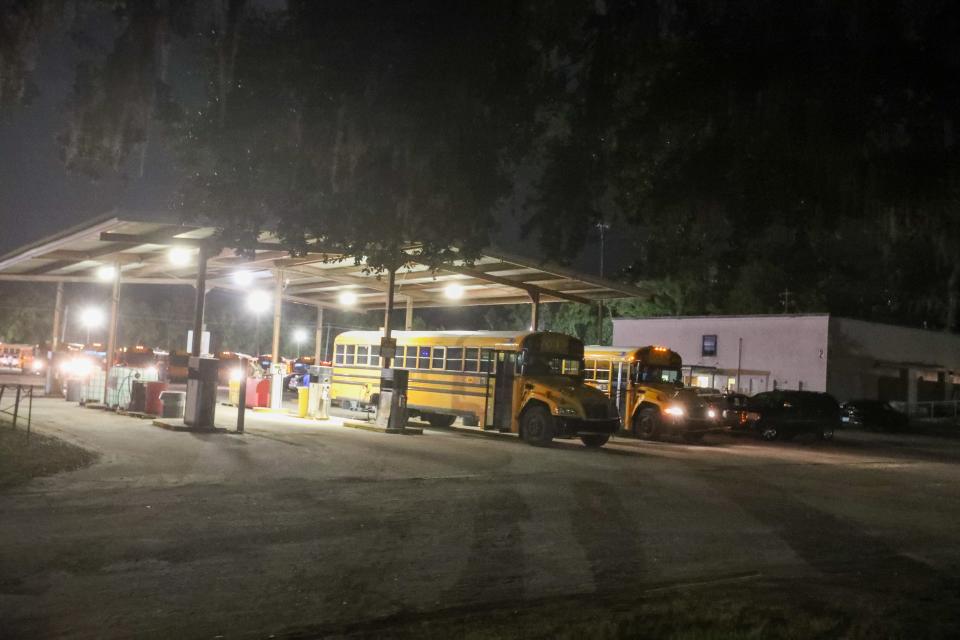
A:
[
  {"left": 635, "top": 407, "right": 661, "bottom": 440},
  {"left": 520, "top": 405, "right": 555, "bottom": 446},
  {"left": 580, "top": 434, "right": 609, "bottom": 448},
  {"left": 424, "top": 413, "right": 456, "bottom": 428}
]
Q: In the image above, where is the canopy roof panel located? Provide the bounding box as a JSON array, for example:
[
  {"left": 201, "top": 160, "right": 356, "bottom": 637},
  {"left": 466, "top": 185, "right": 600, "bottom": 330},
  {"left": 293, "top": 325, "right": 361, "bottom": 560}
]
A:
[{"left": 0, "top": 214, "right": 650, "bottom": 311}]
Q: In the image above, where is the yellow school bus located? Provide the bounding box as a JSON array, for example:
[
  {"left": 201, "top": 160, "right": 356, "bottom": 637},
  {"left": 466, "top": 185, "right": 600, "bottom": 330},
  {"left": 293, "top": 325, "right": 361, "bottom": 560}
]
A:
[
  {"left": 584, "top": 345, "right": 717, "bottom": 441},
  {"left": 332, "top": 330, "right": 620, "bottom": 447}
]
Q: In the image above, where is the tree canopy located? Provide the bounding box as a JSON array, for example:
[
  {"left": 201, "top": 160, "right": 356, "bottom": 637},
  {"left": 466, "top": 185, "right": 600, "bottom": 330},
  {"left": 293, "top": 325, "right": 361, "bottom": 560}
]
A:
[{"left": 4, "top": 0, "right": 960, "bottom": 337}]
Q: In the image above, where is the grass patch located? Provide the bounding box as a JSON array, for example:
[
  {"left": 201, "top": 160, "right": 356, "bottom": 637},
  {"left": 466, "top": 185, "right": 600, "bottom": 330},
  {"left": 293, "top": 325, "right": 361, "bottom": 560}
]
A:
[
  {"left": 311, "top": 577, "right": 960, "bottom": 640},
  {"left": 0, "top": 425, "right": 97, "bottom": 489}
]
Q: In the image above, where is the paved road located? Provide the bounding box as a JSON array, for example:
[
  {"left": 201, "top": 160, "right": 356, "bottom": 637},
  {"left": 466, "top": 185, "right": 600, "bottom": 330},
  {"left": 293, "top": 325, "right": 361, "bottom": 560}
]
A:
[{"left": 2, "top": 399, "right": 960, "bottom": 638}]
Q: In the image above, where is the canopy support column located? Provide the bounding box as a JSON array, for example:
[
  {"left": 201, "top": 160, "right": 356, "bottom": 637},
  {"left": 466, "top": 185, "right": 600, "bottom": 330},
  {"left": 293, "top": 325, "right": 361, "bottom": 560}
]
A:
[
  {"left": 382, "top": 268, "right": 396, "bottom": 368},
  {"left": 530, "top": 290, "right": 540, "bottom": 331},
  {"left": 314, "top": 306, "right": 324, "bottom": 363},
  {"left": 45, "top": 282, "right": 64, "bottom": 395},
  {"left": 103, "top": 261, "right": 121, "bottom": 405},
  {"left": 405, "top": 295, "right": 413, "bottom": 331},
  {"left": 191, "top": 244, "right": 209, "bottom": 356},
  {"left": 270, "top": 270, "right": 284, "bottom": 410},
  {"left": 271, "top": 270, "right": 283, "bottom": 363}
]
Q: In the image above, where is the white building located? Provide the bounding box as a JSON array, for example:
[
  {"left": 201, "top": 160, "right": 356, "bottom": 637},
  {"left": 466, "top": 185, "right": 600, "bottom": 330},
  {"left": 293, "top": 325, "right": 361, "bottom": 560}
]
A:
[{"left": 612, "top": 314, "right": 960, "bottom": 403}]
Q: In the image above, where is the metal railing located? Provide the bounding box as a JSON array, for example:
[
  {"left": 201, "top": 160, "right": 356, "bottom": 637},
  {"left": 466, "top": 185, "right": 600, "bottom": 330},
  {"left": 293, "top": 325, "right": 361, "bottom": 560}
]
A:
[
  {"left": 889, "top": 400, "right": 960, "bottom": 421},
  {"left": 0, "top": 383, "right": 35, "bottom": 438}
]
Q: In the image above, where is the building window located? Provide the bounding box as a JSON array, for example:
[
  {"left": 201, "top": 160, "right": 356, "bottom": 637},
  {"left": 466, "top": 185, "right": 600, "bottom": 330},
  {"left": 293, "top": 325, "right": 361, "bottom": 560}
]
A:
[{"left": 701, "top": 334, "right": 717, "bottom": 357}]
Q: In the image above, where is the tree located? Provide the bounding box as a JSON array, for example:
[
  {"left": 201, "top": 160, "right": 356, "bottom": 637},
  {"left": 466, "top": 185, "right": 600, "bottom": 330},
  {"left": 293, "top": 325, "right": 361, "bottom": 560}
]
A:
[
  {"left": 170, "top": 1, "right": 542, "bottom": 277},
  {"left": 526, "top": 1, "right": 960, "bottom": 329}
]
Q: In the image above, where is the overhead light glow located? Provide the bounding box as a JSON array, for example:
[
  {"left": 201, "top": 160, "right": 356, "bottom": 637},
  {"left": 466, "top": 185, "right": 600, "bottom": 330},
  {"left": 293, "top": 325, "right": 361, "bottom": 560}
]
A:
[
  {"left": 96, "top": 265, "right": 116, "bottom": 282},
  {"left": 246, "top": 290, "right": 272, "bottom": 313},
  {"left": 79, "top": 306, "right": 105, "bottom": 329},
  {"left": 444, "top": 283, "right": 465, "bottom": 300},
  {"left": 338, "top": 291, "right": 358, "bottom": 306},
  {"left": 233, "top": 270, "right": 255, "bottom": 286},
  {"left": 168, "top": 247, "right": 192, "bottom": 266},
  {"left": 293, "top": 328, "right": 308, "bottom": 343}
]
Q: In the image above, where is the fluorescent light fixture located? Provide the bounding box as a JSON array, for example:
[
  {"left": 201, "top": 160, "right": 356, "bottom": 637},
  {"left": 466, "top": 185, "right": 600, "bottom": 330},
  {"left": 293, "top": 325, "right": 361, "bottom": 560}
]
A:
[
  {"left": 293, "top": 328, "right": 308, "bottom": 343},
  {"left": 338, "top": 291, "right": 358, "bottom": 306}
]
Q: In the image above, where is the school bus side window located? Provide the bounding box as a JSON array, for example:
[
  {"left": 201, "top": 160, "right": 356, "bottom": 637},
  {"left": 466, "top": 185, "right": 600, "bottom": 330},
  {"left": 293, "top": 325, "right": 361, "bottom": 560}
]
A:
[
  {"left": 356, "top": 345, "right": 369, "bottom": 366},
  {"left": 595, "top": 360, "right": 611, "bottom": 382},
  {"left": 479, "top": 349, "right": 493, "bottom": 373},
  {"left": 418, "top": 346, "right": 431, "bottom": 369},
  {"left": 464, "top": 348, "right": 479, "bottom": 372},
  {"left": 345, "top": 344, "right": 356, "bottom": 365},
  {"left": 431, "top": 346, "right": 445, "bottom": 369},
  {"left": 584, "top": 359, "right": 597, "bottom": 381},
  {"left": 370, "top": 345, "right": 380, "bottom": 367},
  {"left": 335, "top": 344, "right": 345, "bottom": 364},
  {"left": 445, "top": 348, "right": 463, "bottom": 371},
  {"left": 404, "top": 346, "right": 417, "bottom": 368}
]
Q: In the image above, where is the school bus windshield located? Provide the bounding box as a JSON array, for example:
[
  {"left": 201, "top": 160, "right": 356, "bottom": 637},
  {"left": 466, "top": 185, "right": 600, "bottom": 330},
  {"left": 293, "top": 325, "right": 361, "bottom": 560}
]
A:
[
  {"left": 634, "top": 364, "right": 682, "bottom": 385},
  {"left": 521, "top": 351, "right": 583, "bottom": 379}
]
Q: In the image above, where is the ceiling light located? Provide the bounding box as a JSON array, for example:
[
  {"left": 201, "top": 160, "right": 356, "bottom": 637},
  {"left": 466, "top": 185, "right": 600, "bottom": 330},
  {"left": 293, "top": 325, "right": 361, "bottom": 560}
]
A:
[
  {"left": 168, "top": 247, "right": 192, "bottom": 266},
  {"left": 338, "top": 291, "right": 358, "bottom": 306},
  {"left": 95, "top": 265, "right": 116, "bottom": 282},
  {"left": 444, "top": 283, "right": 465, "bottom": 300}
]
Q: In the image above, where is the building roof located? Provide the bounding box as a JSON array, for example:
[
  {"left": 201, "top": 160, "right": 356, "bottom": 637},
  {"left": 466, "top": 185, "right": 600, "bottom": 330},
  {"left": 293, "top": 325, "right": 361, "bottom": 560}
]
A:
[{"left": 0, "top": 213, "right": 650, "bottom": 312}]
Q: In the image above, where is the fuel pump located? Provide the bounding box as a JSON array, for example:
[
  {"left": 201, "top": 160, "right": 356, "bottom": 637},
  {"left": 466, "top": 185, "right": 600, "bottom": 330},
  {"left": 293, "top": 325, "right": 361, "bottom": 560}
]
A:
[
  {"left": 308, "top": 364, "right": 332, "bottom": 419},
  {"left": 375, "top": 368, "right": 409, "bottom": 430}
]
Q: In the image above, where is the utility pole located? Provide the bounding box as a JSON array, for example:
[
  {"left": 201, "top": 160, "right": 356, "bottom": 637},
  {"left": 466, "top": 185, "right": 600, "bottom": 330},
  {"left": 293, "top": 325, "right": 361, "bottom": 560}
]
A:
[{"left": 596, "top": 221, "right": 610, "bottom": 344}]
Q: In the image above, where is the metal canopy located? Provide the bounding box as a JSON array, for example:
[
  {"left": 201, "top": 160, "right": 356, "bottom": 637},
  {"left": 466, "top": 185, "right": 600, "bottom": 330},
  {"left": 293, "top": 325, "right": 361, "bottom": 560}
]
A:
[{"left": 0, "top": 214, "right": 649, "bottom": 311}]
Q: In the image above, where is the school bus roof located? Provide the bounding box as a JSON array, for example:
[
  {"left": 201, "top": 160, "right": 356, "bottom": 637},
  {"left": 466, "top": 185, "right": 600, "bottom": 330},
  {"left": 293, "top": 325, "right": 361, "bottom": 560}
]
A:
[{"left": 584, "top": 345, "right": 682, "bottom": 363}]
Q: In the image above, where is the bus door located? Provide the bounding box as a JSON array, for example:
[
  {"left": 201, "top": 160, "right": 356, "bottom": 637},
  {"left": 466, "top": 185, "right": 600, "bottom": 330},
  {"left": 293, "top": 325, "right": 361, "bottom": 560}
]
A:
[
  {"left": 492, "top": 351, "right": 517, "bottom": 429},
  {"left": 612, "top": 361, "right": 626, "bottom": 418}
]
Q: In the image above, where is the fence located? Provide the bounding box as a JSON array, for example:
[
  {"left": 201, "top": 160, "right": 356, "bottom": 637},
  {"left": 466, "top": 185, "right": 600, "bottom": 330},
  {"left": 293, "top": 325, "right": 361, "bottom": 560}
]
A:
[
  {"left": 0, "top": 383, "right": 35, "bottom": 438},
  {"left": 889, "top": 400, "right": 960, "bottom": 421}
]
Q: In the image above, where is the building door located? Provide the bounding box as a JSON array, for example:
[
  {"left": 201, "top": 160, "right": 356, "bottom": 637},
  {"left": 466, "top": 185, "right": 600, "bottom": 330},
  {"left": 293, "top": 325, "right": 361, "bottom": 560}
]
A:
[{"left": 493, "top": 352, "right": 517, "bottom": 429}]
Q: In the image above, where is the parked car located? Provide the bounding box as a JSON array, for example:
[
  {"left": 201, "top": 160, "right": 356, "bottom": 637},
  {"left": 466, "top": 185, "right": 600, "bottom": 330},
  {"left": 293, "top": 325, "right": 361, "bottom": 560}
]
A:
[
  {"left": 715, "top": 393, "right": 750, "bottom": 428},
  {"left": 738, "top": 390, "right": 841, "bottom": 441},
  {"left": 841, "top": 400, "right": 909, "bottom": 432}
]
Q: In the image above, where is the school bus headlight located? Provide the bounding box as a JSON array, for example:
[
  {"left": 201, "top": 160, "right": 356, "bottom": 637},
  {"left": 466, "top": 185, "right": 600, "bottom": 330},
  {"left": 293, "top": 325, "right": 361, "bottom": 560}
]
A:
[
  {"left": 664, "top": 405, "right": 685, "bottom": 417},
  {"left": 707, "top": 408, "right": 717, "bottom": 419},
  {"left": 555, "top": 406, "right": 579, "bottom": 417}
]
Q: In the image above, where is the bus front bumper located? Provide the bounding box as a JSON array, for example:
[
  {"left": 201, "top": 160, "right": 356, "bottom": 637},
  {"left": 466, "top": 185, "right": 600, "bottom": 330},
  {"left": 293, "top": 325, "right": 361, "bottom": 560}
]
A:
[
  {"left": 556, "top": 417, "right": 621, "bottom": 437},
  {"left": 664, "top": 415, "right": 718, "bottom": 433}
]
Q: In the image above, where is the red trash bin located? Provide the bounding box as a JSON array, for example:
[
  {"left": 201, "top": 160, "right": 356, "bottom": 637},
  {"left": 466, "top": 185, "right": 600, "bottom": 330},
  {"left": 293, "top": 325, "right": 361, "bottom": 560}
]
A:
[
  {"left": 145, "top": 382, "right": 168, "bottom": 416},
  {"left": 245, "top": 379, "right": 271, "bottom": 408}
]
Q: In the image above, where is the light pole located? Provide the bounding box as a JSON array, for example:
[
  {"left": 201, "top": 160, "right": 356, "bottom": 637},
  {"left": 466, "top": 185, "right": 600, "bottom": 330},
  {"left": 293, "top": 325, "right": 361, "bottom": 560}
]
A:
[
  {"left": 293, "top": 328, "right": 308, "bottom": 358},
  {"left": 246, "top": 290, "right": 272, "bottom": 355},
  {"left": 79, "top": 307, "right": 105, "bottom": 346}
]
